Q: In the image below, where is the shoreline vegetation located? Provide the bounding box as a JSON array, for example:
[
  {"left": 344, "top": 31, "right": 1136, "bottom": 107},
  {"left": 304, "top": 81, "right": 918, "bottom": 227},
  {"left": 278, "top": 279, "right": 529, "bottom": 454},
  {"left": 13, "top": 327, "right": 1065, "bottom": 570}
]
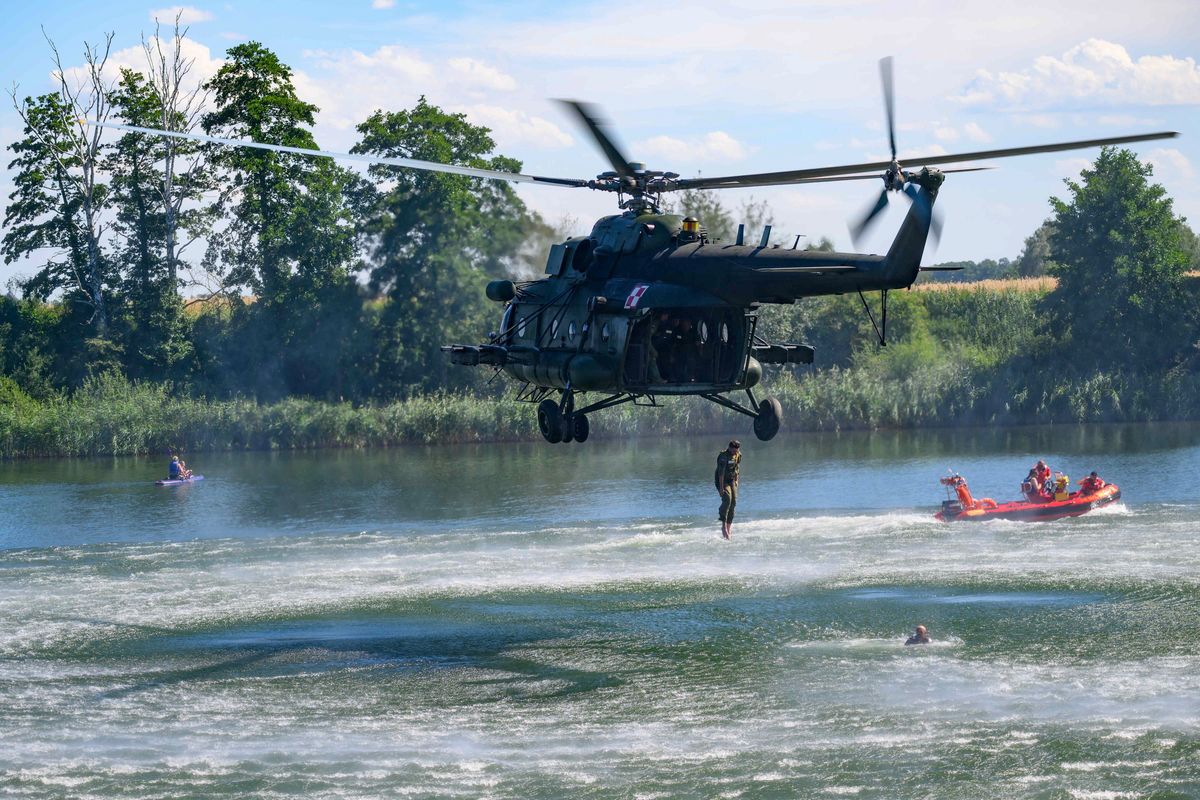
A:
[
  {"left": 4, "top": 277, "right": 1198, "bottom": 459},
  {"left": 3, "top": 365, "right": 1198, "bottom": 459}
]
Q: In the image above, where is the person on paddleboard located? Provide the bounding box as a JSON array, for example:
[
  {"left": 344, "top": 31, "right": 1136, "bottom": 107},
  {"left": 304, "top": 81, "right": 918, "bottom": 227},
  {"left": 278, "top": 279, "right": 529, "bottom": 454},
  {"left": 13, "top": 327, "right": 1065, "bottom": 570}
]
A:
[
  {"left": 715, "top": 440, "right": 741, "bottom": 540},
  {"left": 905, "top": 625, "right": 932, "bottom": 645},
  {"left": 168, "top": 456, "right": 192, "bottom": 481}
]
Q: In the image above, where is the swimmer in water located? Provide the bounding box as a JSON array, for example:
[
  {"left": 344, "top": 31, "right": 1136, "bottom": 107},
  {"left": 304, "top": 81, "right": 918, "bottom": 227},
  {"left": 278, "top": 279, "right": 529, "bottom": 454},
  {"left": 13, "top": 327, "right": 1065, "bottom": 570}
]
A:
[{"left": 905, "top": 625, "right": 932, "bottom": 645}]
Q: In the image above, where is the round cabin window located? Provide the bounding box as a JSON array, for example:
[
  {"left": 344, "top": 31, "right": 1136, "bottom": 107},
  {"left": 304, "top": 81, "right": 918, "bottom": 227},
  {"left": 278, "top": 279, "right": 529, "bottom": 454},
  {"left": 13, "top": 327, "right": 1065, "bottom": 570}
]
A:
[
  {"left": 568, "top": 321, "right": 577, "bottom": 339},
  {"left": 601, "top": 322, "right": 611, "bottom": 342},
  {"left": 720, "top": 321, "right": 730, "bottom": 344},
  {"left": 698, "top": 320, "right": 709, "bottom": 343}
]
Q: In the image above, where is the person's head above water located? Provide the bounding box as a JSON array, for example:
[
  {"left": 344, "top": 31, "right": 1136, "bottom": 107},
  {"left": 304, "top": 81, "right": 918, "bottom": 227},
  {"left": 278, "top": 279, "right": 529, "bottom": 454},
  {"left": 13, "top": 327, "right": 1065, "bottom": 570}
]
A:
[
  {"left": 171, "top": 456, "right": 179, "bottom": 462},
  {"left": 1036, "top": 460, "right": 1046, "bottom": 468},
  {"left": 728, "top": 440, "right": 740, "bottom": 452},
  {"left": 915, "top": 625, "right": 927, "bottom": 635},
  {"left": 1090, "top": 471, "right": 1098, "bottom": 477}
]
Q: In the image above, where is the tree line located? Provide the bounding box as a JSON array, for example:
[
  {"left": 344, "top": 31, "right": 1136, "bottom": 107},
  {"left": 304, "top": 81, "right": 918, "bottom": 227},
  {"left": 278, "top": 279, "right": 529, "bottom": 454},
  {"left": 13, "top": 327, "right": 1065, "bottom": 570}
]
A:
[{"left": 2, "top": 27, "right": 549, "bottom": 405}]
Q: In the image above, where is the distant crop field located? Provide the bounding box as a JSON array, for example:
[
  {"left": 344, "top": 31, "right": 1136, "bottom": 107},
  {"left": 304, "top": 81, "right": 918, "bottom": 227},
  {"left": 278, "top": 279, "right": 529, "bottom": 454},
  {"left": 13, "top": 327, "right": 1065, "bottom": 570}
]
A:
[{"left": 915, "top": 276, "right": 1057, "bottom": 293}]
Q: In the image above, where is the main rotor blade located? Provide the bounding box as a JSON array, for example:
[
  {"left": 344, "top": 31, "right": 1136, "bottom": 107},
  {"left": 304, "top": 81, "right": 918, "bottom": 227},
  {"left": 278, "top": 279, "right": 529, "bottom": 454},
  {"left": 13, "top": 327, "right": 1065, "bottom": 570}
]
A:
[
  {"left": 673, "top": 131, "right": 1178, "bottom": 191},
  {"left": 789, "top": 166, "right": 992, "bottom": 184},
  {"left": 880, "top": 56, "right": 897, "bottom": 161},
  {"left": 557, "top": 100, "right": 634, "bottom": 179},
  {"left": 80, "top": 120, "right": 591, "bottom": 187}
]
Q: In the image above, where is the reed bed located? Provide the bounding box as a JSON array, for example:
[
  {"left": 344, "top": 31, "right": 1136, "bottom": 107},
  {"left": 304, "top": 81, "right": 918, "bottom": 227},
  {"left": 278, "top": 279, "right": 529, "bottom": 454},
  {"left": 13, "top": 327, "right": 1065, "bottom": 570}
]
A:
[{"left": 2, "top": 364, "right": 1197, "bottom": 458}]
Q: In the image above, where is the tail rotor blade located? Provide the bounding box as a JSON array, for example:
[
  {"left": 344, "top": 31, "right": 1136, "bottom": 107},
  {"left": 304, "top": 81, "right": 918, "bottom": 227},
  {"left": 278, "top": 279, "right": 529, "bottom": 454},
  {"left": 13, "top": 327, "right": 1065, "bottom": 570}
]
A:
[
  {"left": 850, "top": 188, "right": 890, "bottom": 244},
  {"left": 880, "top": 56, "right": 897, "bottom": 160}
]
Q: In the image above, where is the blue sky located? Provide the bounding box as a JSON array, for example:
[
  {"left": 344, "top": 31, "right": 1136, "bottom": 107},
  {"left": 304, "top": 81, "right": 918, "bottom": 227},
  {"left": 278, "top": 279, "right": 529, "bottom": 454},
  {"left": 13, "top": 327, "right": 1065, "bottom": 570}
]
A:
[{"left": 3, "top": 0, "right": 1199, "bottom": 286}]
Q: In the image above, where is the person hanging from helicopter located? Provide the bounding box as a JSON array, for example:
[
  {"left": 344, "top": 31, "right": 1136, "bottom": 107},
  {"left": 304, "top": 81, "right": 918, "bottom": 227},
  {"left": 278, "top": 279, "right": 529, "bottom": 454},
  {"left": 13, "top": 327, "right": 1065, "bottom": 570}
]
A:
[{"left": 715, "top": 440, "right": 741, "bottom": 540}]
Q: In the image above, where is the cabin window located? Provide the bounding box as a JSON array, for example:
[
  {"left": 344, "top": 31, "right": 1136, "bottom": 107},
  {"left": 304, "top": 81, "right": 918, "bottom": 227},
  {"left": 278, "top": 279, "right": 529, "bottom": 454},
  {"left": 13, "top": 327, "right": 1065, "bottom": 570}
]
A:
[
  {"left": 601, "top": 322, "right": 611, "bottom": 342},
  {"left": 720, "top": 321, "right": 730, "bottom": 344},
  {"left": 550, "top": 319, "right": 559, "bottom": 340},
  {"left": 698, "top": 320, "right": 709, "bottom": 344},
  {"left": 500, "top": 305, "right": 515, "bottom": 342},
  {"left": 517, "top": 317, "right": 527, "bottom": 339},
  {"left": 568, "top": 321, "right": 577, "bottom": 339}
]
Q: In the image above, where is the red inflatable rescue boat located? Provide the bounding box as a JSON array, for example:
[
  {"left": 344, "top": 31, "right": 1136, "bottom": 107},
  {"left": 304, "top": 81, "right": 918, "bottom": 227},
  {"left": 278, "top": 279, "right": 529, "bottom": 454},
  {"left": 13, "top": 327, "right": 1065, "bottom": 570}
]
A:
[{"left": 934, "top": 473, "right": 1120, "bottom": 522}]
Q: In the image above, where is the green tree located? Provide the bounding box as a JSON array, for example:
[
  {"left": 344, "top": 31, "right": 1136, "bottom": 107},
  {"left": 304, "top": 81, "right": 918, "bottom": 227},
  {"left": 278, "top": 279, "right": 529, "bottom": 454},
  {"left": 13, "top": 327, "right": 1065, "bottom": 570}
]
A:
[
  {"left": 107, "top": 69, "right": 194, "bottom": 380},
  {"left": 1046, "top": 147, "right": 1193, "bottom": 368},
  {"left": 201, "top": 41, "right": 357, "bottom": 398},
  {"left": 350, "top": 97, "right": 538, "bottom": 397},
  {"left": 1015, "top": 218, "right": 1056, "bottom": 277}
]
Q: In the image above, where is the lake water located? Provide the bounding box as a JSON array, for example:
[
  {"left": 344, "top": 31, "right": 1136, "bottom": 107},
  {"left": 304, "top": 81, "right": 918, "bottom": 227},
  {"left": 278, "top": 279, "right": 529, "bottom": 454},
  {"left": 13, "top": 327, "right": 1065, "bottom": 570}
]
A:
[{"left": 1, "top": 424, "right": 1199, "bottom": 798}]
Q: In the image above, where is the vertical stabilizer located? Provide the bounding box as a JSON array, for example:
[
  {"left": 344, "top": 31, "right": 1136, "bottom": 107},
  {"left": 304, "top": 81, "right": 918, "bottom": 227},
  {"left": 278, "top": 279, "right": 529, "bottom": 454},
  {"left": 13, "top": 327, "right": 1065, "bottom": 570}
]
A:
[{"left": 883, "top": 168, "right": 944, "bottom": 287}]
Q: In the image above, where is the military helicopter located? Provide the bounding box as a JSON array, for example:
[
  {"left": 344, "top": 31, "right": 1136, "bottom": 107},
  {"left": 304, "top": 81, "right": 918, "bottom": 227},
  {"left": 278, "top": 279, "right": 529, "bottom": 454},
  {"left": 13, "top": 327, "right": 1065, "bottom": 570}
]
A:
[{"left": 92, "top": 58, "right": 1176, "bottom": 443}]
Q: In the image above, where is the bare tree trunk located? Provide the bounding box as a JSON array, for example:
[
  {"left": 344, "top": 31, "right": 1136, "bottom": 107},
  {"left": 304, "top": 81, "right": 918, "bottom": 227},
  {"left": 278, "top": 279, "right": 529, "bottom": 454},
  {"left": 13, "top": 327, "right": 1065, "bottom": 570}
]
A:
[
  {"left": 143, "top": 13, "right": 209, "bottom": 288},
  {"left": 36, "top": 31, "right": 116, "bottom": 338}
]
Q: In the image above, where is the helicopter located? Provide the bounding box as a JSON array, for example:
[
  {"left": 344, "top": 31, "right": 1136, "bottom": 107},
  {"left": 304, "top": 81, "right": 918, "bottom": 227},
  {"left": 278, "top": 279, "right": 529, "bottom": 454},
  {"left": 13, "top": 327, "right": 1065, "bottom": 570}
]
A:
[{"left": 90, "top": 58, "right": 1176, "bottom": 443}]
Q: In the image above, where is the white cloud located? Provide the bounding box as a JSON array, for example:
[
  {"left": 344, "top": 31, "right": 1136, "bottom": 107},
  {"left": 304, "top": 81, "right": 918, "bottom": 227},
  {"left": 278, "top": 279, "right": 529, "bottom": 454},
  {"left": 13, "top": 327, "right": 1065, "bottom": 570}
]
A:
[
  {"left": 1053, "top": 157, "right": 1091, "bottom": 179},
  {"left": 455, "top": 105, "right": 572, "bottom": 148},
  {"left": 149, "top": 6, "right": 213, "bottom": 24},
  {"left": 1096, "top": 113, "right": 1162, "bottom": 126},
  {"left": 963, "top": 122, "right": 991, "bottom": 143},
  {"left": 955, "top": 39, "right": 1200, "bottom": 108},
  {"left": 634, "top": 131, "right": 750, "bottom": 164},
  {"left": 1145, "top": 148, "right": 1194, "bottom": 179},
  {"left": 934, "top": 126, "right": 959, "bottom": 142},
  {"left": 289, "top": 47, "right": 572, "bottom": 153},
  {"left": 447, "top": 58, "right": 516, "bottom": 92},
  {"left": 371, "top": 0, "right": 395, "bottom": 8}
]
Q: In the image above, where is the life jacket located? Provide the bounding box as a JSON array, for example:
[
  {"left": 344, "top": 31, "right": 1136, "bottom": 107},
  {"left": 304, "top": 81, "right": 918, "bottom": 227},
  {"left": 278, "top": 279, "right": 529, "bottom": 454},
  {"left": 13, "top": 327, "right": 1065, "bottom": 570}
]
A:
[{"left": 168, "top": 461, "right": 181, "bottom": 478}]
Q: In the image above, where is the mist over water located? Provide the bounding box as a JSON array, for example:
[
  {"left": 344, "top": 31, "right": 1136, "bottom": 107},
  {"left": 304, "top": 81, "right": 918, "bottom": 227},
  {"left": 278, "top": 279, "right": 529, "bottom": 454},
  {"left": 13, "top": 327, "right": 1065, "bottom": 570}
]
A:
[{"left": 2, "top": 423, "right": 1199, "bottom": 798}]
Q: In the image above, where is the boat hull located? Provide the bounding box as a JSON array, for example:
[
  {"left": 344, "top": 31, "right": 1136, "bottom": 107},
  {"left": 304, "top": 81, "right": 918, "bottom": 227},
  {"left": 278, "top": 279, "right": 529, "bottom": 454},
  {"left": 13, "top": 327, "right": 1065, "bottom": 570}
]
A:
[
  {"left": 936, "top": 484, "right": 1120, "bottom": 522},
  {"left": 155, "top": 475, "right": 204, "bottom": 487}
]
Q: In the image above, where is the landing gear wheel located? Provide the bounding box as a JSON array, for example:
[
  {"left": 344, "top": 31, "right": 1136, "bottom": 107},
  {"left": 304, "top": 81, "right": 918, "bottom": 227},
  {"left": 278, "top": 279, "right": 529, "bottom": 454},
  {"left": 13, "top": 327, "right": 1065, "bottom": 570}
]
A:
[
  {"left": 538, "top": 399, "right": 563, "bottom": 444},
  {"left": 561, "top": 415, "right": 575, "bottom": 443},
  {"left": 753, "top": 397, "right": 783, "bottom": 441},
  {"left": 571, "top": 414, "right": 590, "bottom": 443}
]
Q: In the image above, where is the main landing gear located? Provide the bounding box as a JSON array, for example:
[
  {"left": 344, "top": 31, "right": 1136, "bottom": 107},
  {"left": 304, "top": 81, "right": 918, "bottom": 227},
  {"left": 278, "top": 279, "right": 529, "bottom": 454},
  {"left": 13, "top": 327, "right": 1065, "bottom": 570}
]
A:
[
  {"left": 537, "top": 394, "right": 590, "bottom": 444},
  {"left": 700, "top": 388, "right": 783, "bottom": 442},
  {"left": 536, "top": 387, "right": 784, "bottom": 443}
]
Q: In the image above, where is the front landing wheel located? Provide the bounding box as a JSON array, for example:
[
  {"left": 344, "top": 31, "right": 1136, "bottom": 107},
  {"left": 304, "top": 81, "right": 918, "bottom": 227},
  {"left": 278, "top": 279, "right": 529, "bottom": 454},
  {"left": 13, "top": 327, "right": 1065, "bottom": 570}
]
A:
[
  {"left": 537, "top": 399, "right": 563, "bottom": 443},
  {"left": 753, "top": 397, "right": 783, "bottom": 441}
]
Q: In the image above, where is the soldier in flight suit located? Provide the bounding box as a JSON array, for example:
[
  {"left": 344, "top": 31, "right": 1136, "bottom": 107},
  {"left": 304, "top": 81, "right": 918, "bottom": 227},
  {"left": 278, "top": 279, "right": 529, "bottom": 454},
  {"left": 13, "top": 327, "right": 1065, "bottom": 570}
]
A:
[{"left": 715, "top": 440, "right": 741, "bottom": 540}]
